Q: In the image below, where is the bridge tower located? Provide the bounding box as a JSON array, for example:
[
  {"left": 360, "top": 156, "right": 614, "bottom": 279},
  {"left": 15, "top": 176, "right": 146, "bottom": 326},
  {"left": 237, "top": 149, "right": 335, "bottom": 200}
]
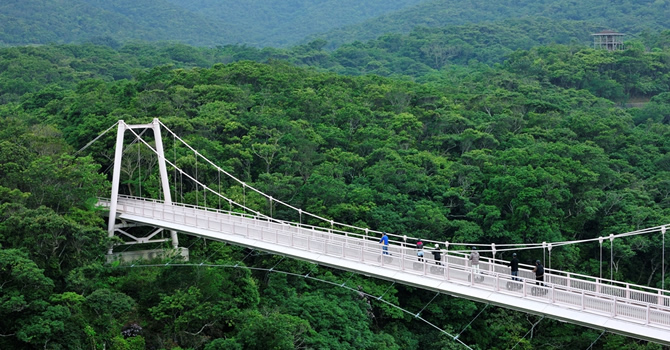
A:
[{"left": 107, "top": 118, "right": 187, "bottom": 262}]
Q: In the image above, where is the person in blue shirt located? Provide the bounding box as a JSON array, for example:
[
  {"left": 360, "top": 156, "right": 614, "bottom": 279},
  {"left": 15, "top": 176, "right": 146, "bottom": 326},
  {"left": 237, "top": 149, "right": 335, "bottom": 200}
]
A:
[{"left": 379, "top": 232, "right": 389, "bottom": 255}]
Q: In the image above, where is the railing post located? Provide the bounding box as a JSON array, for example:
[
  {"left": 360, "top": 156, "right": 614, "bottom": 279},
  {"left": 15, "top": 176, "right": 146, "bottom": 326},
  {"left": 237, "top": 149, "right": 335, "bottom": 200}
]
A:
[
  {"left": 495, "top": 273, "right": 499, "bottom": 291},
  {"left": 659, "top": 290, "right": 663, "bottom": 306},
  {"left": 551, "top": 284, "right": 555, "bottom": 303},
  {"left": 567, "top": 273, "right": 571, "bottom": 288},
  {"left": 581, "top": 291, "right": 585, "bottom": 310},
  {"left": 646, "top": 304, "right": 651, "bottom": 325},
  {"left": 491, "top": 243, "right": 496, "bottom": 272},
  {"left": 446, "top": 257, "right": 450, "bottom": 281},
  {"left": 523, "top": 278, "right": 527, "bottom": 297}
]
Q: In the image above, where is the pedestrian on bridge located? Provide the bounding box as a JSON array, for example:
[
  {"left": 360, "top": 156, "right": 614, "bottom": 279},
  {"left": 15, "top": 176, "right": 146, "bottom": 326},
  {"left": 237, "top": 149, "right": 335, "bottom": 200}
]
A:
[
  {"left": 432, "top": 244, "right": 442, "bottom": 265},
  {"left": 469, "top": 247, "right": 480, "bottom": 274},
  {"left": 508, "top": 253, "right": 519, "bottom": 281},
  {"left": 533, "top": 260, "right": 545, "bottom": 286},
  {"left": 416, "top": 239, "right": 424, "bottom": 262},
  {"left": 379, "top": 232, "right": 389, "bottom": 255}
]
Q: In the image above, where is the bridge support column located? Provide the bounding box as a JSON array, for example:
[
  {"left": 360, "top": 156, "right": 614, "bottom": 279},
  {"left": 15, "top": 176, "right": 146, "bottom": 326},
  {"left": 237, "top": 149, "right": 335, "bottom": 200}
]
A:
[
  {"left": 106, "top": 119, "right": 181, "bottom": 255},
  {"left": 107, "top": 121, "right": 126, "bottom": 255},
  {"left": 152, "top": 118, "right": 178, "bottom": 249}
]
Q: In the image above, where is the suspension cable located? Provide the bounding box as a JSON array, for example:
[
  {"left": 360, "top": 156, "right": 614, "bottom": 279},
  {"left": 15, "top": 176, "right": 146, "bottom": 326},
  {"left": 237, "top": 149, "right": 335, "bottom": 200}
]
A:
[
  {"left": 415, "top": 291, "right": 440, "bottom": 318},
  {"left": 74, "top": 121, "right": 119, "bottom": 155},
  {"left": 455, "top": 303, "right": 488, "bottom": 340},
  {"left": 586, "top": 330, "right": 606, "bottom": 350}
]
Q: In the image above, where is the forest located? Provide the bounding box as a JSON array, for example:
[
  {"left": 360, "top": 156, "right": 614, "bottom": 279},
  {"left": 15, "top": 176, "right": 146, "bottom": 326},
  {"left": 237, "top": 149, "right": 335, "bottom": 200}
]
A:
[
  {"left": 2, "top": 35, "right": 670, "bottom": 349},
  {"left": 2, "top": 2, "right": 670, "bottom": 348},
  {"left": 5, "top": 0, "right": 670, "bottom": 48}
]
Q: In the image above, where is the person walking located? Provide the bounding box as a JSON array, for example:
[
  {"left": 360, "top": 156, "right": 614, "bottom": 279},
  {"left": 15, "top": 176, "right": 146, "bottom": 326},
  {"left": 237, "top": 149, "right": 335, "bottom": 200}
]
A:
[
  {"left": 379, "top": 232, "right": 389, "bottom": 255},
  {"left": 508, "top": 253, "right": 519, "bottom": 281},
  {"left": 469, "top": 247, "right": 480, "bottom": 274},
  {"left": 416, "top": 239, "right": 424, "bottom": 262},
  {"left": 431, "top": 244, "right": 442, "bottom": 265},
  {"left": 533, "top": 260, "right": 544, "bottom": 286}
]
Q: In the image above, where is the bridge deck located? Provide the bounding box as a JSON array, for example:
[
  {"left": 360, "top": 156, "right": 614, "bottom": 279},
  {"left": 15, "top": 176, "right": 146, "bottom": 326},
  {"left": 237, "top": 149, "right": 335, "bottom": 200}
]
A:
[{"left": 100, "top": 196, "right": 670, "bottom": 345}]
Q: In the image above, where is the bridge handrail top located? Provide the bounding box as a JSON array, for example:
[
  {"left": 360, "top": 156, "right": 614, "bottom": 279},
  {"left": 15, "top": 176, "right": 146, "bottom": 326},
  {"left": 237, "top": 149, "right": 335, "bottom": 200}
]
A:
[
  {"left": 483, "top": 256, "right": 669, "bottom": 295},
  {"left": 106, "top": 195, "right": 386, "bottom": 241}
]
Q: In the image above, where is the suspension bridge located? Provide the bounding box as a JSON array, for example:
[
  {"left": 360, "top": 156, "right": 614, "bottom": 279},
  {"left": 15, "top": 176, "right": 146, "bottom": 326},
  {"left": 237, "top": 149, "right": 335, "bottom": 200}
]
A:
[{"left": 95, "top": 119, "right": 670, "bottom": 346}]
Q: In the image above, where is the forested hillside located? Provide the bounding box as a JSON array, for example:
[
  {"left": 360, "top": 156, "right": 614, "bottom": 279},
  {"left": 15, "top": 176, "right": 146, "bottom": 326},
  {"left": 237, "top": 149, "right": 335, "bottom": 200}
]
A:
[
  {"left": 4, "top": 28, "right": 670, "bottom": 105},
  {"left": 0, "top": 0, "right": 230, "bottom": 46},
  {"left": 0, "top": 0, "right": 424, "bottom": 47},
  {"left": 310, "top": 0, "right": 670, "bottom": 47},
  {"left": 1, "top": 36, "right": 670, "bottom": 349},
  {"left": 4, "top": 0, "right": 670, "bottom": 50},
  {"left": 163, "top": 0, "right": 426, "bottom": 47}
]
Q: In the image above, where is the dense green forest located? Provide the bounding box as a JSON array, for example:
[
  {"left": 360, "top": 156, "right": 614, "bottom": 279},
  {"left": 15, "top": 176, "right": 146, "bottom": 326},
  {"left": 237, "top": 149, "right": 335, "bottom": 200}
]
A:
[
  {"left": 310, "top": 0, "right": 670, "bottom": 48},
  {"left": 0, "top": 0, "right": 422, "bottom": 47},
  {"left": 2, "top": 30, "right": 670, "bottom": 349},
  {"left": 3, "top": 27, "right": 670, "bottom": 105},
  {"left": 162, "top": 0, "right": 426, "bottom": 47},
  {"left": 4, "top": 0, "right": 670, "bottom": 49}
]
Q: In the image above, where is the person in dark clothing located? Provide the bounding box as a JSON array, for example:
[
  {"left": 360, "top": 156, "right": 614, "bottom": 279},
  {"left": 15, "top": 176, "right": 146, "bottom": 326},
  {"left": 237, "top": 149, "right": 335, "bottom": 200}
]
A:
[
  {"left": 508, "top": 253, "right": 519, "bottom": 281},
  {"left": 432, "top": 244, "right": 442, "bottom": 265},
  {"left": 532, "top": 260, "right": 544, "bottom": 286}
]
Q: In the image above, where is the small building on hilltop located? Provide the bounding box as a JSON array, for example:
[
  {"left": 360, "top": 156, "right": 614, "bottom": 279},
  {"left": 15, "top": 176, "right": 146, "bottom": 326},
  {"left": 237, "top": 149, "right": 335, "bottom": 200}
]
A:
[{"left": 592, "top": 30, "right": 625, "bottom": 51}]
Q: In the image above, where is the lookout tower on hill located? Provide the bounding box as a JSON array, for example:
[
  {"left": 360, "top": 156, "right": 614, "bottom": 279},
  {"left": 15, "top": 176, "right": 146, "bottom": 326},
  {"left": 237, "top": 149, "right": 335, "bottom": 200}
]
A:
[{"left": 592, "top": 30, "right": 624, "bottom": 51}]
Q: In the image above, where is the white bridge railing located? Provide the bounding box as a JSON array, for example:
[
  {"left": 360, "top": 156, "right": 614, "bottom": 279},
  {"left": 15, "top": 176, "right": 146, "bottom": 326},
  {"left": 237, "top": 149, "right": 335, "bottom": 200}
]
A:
[{"left": 100, "top": 196, "right": 670, "bottom": 330}]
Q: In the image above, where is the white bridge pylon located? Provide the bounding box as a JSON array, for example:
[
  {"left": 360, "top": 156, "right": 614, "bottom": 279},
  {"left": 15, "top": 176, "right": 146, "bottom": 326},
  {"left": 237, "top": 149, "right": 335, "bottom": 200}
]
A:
[{"left": 107, "top": 119, "right": 178, "bottom": 253}]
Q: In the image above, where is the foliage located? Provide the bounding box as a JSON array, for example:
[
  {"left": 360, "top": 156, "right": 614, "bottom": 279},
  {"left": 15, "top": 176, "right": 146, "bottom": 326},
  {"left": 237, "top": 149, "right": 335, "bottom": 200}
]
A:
[{"left": 2, "top": 36, "right": 670, "bottom": 349}]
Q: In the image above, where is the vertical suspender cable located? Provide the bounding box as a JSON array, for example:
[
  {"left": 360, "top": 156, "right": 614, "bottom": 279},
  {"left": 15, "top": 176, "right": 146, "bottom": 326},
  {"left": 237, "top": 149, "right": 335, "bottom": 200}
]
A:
[
  {"left": 195, "top": 151, "right": 198, "bottom": 205},
  {"left": 611, "top": 234, "right": 616, "bottom": 282},
  {"left": 218, "top": 171, "right": 221, "bottom": 210},
  {"left": 138, "top": 141, "right": 141, "bottom": 197},
  {"left": 599, "top": 237, "right": 603, "bottom": 280},
  {"left": 663, "top": 226, "right": 666, "bottom": 290},
  {"left": 173, "top": 134, "right": 177, "bottom": 202}
]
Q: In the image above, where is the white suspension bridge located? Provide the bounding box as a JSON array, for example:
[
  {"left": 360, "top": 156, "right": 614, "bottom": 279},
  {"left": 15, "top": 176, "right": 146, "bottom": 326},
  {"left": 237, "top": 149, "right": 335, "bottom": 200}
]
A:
[{"left": 94, "top": 119, "right": 670, "bottom": 346}]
